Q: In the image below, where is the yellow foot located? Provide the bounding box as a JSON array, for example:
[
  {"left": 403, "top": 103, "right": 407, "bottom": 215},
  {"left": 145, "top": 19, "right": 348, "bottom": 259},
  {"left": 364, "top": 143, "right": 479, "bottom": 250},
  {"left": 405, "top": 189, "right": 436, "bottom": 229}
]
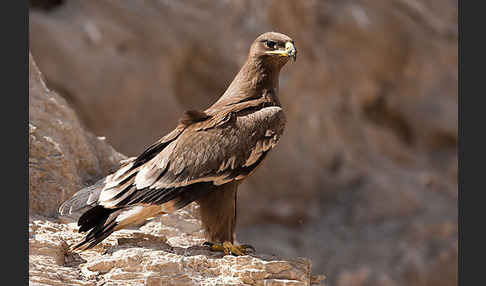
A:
[{"left": 203, "top": 241, "right": 255, "bottom": 256}]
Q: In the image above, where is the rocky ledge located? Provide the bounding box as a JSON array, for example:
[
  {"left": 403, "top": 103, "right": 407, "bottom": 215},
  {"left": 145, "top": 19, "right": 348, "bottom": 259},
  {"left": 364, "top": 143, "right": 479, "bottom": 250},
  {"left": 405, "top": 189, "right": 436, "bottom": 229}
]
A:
[{"left": 29, "top": 204, "right": 325, "bottom": 286}]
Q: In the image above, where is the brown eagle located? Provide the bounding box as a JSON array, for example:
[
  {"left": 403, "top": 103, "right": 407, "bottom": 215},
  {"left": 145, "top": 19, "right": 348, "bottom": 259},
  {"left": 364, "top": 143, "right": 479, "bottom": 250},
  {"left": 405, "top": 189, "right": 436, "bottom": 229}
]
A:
[{"left": 59, "top": 32, "right": 297, "bottom": 255}]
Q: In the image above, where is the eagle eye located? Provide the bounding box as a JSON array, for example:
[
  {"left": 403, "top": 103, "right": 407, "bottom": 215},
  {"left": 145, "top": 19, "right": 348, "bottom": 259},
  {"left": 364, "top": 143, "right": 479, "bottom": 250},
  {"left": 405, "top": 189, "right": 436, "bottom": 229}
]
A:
[{"left": 265, "top": 40, "right": 277, "bottom": 49}]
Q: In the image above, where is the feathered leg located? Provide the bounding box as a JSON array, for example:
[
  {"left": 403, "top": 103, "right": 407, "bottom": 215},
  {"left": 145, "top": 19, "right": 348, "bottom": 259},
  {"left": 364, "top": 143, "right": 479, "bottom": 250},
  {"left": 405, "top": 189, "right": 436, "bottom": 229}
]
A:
[{"left": 197, "top": 182, "right": 254, "bottom": 255}]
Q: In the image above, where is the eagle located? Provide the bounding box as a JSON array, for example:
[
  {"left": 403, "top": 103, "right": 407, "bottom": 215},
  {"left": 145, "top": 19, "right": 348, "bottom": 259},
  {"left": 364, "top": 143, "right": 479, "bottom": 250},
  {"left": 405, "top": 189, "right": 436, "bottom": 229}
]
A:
[{"left": 59, "top": 32, "right": 297, "bottom": 256}]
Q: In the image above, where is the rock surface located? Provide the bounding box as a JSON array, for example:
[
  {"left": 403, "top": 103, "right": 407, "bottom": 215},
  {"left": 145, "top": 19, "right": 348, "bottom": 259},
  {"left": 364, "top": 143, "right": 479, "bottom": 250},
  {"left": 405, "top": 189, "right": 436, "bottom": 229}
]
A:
[
  {"left": 29, "top": 53, "right": 125, "bottom": 217},
  {"left": 29, "top": 205, "right": 324, "bottom": 286},
  {"left": 29, "top": 1, "right": 457, "bottom": 285}
]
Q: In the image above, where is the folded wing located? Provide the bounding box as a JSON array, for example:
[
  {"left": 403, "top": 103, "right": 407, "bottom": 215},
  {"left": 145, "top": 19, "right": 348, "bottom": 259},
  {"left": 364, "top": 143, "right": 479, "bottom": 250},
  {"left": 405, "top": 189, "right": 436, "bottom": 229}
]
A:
[{"left": 98, "top": 105, "right": 285, "bottom": 211}]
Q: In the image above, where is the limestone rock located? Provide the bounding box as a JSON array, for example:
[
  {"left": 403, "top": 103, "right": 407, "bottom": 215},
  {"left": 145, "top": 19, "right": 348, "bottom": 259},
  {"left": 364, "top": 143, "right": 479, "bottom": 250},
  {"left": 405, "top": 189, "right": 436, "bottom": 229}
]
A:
[
  {"left": 29, "top": 53, "right": 125, "bottom": 217},
  {"left": 29, "top": 205, "right": 325, "bottom": 286}
]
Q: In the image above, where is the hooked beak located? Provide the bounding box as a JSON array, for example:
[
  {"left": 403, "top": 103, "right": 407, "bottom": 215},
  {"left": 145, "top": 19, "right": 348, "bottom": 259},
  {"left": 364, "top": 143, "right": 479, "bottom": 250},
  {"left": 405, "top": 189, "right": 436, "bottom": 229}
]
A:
[{"left": 265, "top": 41, "right": 297, "bottom": 62}]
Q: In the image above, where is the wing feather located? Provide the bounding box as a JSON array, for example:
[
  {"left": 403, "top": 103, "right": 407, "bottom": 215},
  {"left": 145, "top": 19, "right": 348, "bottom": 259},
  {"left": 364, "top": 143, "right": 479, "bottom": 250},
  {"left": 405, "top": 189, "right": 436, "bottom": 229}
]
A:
[{"left": 97, "top": 103, "right": 285, "bottom": 210}]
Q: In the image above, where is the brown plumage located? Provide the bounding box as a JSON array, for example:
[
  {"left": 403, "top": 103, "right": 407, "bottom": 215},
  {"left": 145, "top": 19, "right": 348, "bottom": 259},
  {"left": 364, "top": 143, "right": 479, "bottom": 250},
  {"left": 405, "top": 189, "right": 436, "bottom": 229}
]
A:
[{"left": 58, "top": 32, "right": 297, "bottom": 251}]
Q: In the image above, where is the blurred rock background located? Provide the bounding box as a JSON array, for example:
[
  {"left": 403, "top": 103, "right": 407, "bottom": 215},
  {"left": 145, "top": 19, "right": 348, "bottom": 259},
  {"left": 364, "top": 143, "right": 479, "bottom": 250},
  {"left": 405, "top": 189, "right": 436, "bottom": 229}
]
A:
[{"left": 29, "top": 0, "right": 457, "bottom": 285}]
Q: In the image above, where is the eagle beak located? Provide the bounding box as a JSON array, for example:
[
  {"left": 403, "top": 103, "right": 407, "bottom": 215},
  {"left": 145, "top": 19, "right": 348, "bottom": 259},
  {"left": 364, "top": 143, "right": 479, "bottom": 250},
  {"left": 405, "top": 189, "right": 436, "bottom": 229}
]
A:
[
  {"left": 285, "top": 41, "right": 297, "bottom": 62},
  {"left": 265, "top": 41, "right": 297, "bottom": 62}
]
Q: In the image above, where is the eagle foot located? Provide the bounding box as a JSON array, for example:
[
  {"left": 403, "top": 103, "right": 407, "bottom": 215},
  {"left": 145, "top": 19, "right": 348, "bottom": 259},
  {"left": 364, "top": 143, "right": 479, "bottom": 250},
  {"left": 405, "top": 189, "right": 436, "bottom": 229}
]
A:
[{"left": 203, "top": 241, "right": 255, "bottom": 256}]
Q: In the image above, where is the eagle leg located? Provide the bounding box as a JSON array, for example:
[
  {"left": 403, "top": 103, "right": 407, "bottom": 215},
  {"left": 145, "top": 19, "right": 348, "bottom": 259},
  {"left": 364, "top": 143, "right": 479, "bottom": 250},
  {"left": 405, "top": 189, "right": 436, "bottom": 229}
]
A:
[
  {"left": 203, "top": 241, "right": 255, "bottom": 256},
  {"left": 197, "top": 181, "right": 256, "bottom": 256}
]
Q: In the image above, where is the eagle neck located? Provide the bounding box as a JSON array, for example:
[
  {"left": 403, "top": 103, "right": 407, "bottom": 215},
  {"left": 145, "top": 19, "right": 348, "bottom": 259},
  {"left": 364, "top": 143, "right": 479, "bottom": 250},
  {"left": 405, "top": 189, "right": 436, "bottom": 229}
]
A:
[{"left": 211, "top": 57, "right": 281, "bottom": 108}]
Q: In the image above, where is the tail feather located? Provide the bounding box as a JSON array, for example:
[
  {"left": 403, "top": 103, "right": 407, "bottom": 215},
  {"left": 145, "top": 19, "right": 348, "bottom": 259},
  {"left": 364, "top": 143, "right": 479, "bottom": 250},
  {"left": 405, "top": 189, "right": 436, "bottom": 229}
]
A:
[
  {"left": 58, "top": 178, "right": 106, "bottom": 219},
  {"left": 72, "top": 205, "right": 122, "bottom": 251},
  {"left": 69, "top": 181, "right": 218, "bottom": 251},
  {"left": 72, "top": 204, "right": 168, "bottom": 251},
  {"left": 77, "top": 205, "right": 117, "bottom": 232}
]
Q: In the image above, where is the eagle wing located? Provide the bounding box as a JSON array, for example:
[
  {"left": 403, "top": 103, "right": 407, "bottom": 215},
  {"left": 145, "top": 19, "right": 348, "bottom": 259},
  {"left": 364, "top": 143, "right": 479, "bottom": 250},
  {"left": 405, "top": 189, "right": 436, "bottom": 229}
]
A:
[{"left": 98, "top": 102, "right": 285, "bottom": 211}]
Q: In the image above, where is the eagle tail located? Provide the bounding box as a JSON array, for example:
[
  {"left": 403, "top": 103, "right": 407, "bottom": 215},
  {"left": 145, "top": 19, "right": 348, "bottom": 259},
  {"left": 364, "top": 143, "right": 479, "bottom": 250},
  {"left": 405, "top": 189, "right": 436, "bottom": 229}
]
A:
[
  {"left": 72, "top": 203, "right": 172, "bottom": 251},
  {"left": 71, "top": 205, "right": 122, "bottom": 251},
  {"left": 71, "top": 183, "right": 220, "bottom": 251},
  {"left": 58, "top": 178, "right": 106, "bottom": 220}
]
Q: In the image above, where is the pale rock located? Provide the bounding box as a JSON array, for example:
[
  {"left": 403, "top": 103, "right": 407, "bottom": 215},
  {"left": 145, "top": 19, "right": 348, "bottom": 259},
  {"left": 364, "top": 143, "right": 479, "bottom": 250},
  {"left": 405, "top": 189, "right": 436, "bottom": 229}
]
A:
[{"left": 29, "top": 212, "right": 324, "bottom": 286}]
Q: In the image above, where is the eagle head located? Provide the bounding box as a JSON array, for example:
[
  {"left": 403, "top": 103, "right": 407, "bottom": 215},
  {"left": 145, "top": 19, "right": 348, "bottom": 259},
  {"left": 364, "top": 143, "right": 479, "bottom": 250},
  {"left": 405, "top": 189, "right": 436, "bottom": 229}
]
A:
[{"left": 249, "top": 32, "right": 297, "bottom": 66}]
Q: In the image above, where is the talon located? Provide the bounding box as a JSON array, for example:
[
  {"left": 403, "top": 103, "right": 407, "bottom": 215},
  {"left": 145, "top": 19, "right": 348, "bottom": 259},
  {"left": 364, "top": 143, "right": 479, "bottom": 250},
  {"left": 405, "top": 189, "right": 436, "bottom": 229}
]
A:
[
  {"left": 223, "top": 241, "right": 242, "bottom": 256},
  {"left": 240, "top": 244, "right": 256, "bottom": 253},
  {"left": 222, "top": 241, "right": 233, "bottom": 255},
  {"left": 202, "top": 241, "right": 214, "bottom": 247},
  {"left": 206, "top": 241, "right": 255, "bottom": 256},
  {"left": 204, "top": 241, "right": 225, "bottom": 252}
]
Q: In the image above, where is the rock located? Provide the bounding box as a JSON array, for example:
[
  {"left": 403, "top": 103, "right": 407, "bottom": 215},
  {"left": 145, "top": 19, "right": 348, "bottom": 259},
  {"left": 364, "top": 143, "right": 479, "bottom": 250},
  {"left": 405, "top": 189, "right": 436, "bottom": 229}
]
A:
[
  {"left": 29, "top": 1, "right": 457, "bottom": 285},
  {"left": 29, "top": 206, "right": 325, "bottom": 286},
  {"left": 29, "top": 53, "right": 125, "bottom": 217}
]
